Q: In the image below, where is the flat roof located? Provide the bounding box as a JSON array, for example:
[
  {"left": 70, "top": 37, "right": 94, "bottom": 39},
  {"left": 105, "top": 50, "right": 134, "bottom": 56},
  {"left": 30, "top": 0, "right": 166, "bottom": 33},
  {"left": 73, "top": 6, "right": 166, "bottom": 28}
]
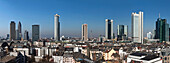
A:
[
  {"left": 130, "top": 52, "right": 147, "bottom": 57},
  {"left": 141, "top": 55, "right": 159, "bottom": 61}
]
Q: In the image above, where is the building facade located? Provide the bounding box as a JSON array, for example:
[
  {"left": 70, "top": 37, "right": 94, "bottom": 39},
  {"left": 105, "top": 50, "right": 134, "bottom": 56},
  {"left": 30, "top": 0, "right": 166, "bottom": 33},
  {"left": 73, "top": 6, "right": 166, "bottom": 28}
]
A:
[
  {"left": 82, "top": 24, "right": 88, "bottom": 41},
  {"left": 131, "top": 11, "right": 143, "bottom": 43},
  {"left": 105, "top": 19, "right": 114, "bottom": 39},
  {"left": 54, "top": 14, "right": 60, "bottom": 41},
  {"left": 117, "top": 25, "right": 128, "bottom": 40},
  {"left": 24, "top": 30, "right": 29, "bottom": 40},
  {"left": 10, "top": 21, "right": 16, "bottom": 40},
  {"left": 155, "top": 18, "right": 169, "bottom": 42},
  {"left": 16, "top": 29, "right": 19, "bottom": 40},
  {"left": 32, "top": 25, "right": 39, "bottom": 42},
  {"left": 18, "top": 21, "right": 22, "bottom": 40},
  {"left": 147, "top": 32, "right": 152, "bottom": 39}
]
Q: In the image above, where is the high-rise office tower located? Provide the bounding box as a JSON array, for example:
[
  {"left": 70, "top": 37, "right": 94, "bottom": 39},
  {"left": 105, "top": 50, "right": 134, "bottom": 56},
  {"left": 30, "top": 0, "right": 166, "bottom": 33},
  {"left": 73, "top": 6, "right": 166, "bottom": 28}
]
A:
[
  {"left": 24, "top": 30, "right": 29, "bottom": 40},
  {"left": 117, "top": 25, "right": 128, "bottom": 40},
  {"left": 169, "top": 28, "right": 170, "bottom": 41},
  {"left": 10, "top": 21, "right": 16, "bottom": 40},
  {"left": 152, "top": 29, "right": 156, "bottom": 39},
  {"left": 32, "top": 25, "right": 39, "bottom": 42},
  {"left": 54, "top": 14, "right": 60, "bottom": 41},
  {"left": 16, "top": 29, "right": 19, "bottom": 40},
  {"left": 18, "top": 21, "right": 22, "bottom": 40},
  {"left": 155, "top": 15, "right": 169, "bottom": 42},
  {"left": 105, "top": 19, "right": 113, "bottom": 39},
  {"left": 99, "top": 35, "right": 104, "bottom": 42},
  {"left": 117, "top": 25, "right": 124, "bottom": 40},
  {"left": 82, "top": 24, "right": 88, "bottom": 41},
  {"left": 132, "top": 11, "right": 143, "bottom": 43},
  {"left": 124, "top": 25, "right": 128, "bottom": 39},
  {"left": 147, "top": 32, "right": 152, "bottom": 39}
]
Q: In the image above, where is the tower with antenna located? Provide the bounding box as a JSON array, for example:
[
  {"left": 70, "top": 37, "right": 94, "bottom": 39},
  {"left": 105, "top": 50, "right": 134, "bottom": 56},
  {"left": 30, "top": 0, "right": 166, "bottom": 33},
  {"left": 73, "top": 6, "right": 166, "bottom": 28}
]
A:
[{"left": 159, "top": 13, "right": 160, "bottom": 18}]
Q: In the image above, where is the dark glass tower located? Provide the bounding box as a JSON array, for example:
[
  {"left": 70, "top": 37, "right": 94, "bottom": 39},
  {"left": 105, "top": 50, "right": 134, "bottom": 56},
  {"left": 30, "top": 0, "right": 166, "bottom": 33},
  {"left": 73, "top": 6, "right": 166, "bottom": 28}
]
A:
[
  {"left": 32, "top": 25, "right": 39, "bottom": 42},
  {"left": 24, "top": 30, "right": 29, "bottom": 40},
  {"left": 18, "top": 21, "right": 22, "bottom": 40},
  {"left": 105, "top": 19, "right": 113, "bottom": 39},
  {"left": 117, "top": 25, "right": 128, "bottom": 41},
  {"left": 117, "top": 25, "right": 124, "bottom": 40},
  {"left": 156, "top": 18, "right": 169, "bottom": 42}
]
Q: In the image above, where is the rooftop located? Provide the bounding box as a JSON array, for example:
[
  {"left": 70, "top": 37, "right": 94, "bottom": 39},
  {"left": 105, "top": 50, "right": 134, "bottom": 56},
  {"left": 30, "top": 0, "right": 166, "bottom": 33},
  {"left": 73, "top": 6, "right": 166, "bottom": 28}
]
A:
[
  {"left": 130, "top": 52, "right": 147, "bottom": 57},
  {"left": 141, "top": 55, "right": 159, "bottom": 61}
]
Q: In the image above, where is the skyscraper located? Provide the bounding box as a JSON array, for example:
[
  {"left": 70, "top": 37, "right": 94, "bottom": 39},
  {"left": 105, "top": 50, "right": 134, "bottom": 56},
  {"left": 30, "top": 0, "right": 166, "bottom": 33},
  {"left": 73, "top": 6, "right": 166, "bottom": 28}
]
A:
[
  {"left": 105, "top": 19, "right": 113, "bottom": 39},
  {"left": 24, "top": 30, "right": 29, "bottom": 40},
  {"left": 132, "top": 11, "right": 143, "bottom": 43},
  {"left": 117, "top": 25, "right": 124, "bottom": 40},
  {"left": 124, "top": 25, "right": 128, "bottom": 39},
  {"left": 16, "top": 29, "right": 19, "bottom": 40},
  {"left": 18, "top": 21, "right": 22, "bottom": 40},
  {"left": 10, "top": 21, "right": 16, "bottom": 40},
  {"left": 152, "top": 29, "right": 156, "bottom": 39},
  {"left": 54, "top": 14, "right": 60, "bottom": 41},
  {"left": 155, "top": 16, "right": 169, "bottom": 42},
  {"left": 117, "top": 25, "right": 128, "bottom": 40},
  {"left": 147, "top": 32, "right": 152, "bottom": 39},
  {"left": 82, "top": 24, "right": 88, "bottom": 41},
  {"left": 32, "top": 25, "right": 39, "bottom": 42}
]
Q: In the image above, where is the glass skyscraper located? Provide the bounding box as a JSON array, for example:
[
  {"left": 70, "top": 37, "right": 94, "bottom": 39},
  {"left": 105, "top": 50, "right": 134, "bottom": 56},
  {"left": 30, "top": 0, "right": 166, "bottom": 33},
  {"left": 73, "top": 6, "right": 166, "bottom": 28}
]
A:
[
  {"left": 24, "top": 30, "right": 29, "bottom": 40},
  {"left": 105, "top": 19, "right": 113, "bottom": 39},
  {"left": 156, "top": 18, "right": 169, "bottom": 42},
  {"left": 32, "top": 25, "right": 40, "bottom": 42},
  {"left": 124, "top": 25, "right": 128, "bottom": 39},
  {"left": 117, "top": 25, "right": 128, "bottom": 41},
  {"left": 131, "top": 11, "right": 143, "bottom": 43},
  {"left": 147, "top": 32, "right": 152, "bottom": 39}
]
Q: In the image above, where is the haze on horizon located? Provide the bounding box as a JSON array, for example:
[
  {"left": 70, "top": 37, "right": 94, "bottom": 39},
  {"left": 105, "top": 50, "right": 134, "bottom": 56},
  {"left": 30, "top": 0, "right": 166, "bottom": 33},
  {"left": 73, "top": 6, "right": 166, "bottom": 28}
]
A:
[{"left": 0, "top": 0, "right": 170, "bottom": 38}]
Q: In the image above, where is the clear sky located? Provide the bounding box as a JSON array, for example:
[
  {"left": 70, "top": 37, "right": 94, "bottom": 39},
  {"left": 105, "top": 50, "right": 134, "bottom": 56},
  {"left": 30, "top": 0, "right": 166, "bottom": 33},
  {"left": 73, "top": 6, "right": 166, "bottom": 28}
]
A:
[{"left": 0, "top": 0, "right": 170, "bottom": 38}]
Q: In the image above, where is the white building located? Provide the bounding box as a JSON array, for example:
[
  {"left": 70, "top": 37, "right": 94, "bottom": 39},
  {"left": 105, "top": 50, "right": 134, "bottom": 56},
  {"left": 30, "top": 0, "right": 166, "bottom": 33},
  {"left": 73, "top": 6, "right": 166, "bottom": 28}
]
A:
[
  {"left": 127, "top": 52, "right": 162, "bottom": 63},
  {"left": 53, "top": 56, "right": 63, "bottom": 63},
  {"left": 147, "top": 32, "right": 152, "bottom": 39},
  {"left": 132, "top": 11, "right": 143, "bottom": 44},
  {"left": 54, "top": 14, "right": 60, "bottom": 41}
]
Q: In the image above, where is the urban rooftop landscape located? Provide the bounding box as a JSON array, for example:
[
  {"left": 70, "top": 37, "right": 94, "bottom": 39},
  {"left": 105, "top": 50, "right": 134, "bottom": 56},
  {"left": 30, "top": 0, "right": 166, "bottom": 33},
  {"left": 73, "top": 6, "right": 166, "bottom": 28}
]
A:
[{"left": 0, "top": 0, "right": 170, "bottom": 63}]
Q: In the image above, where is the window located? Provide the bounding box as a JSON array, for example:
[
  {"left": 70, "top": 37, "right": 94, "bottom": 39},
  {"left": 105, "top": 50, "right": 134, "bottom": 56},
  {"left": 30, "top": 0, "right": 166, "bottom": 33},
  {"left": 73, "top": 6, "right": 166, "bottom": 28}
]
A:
[{"left": 165, "top": 57, "right": 167, "bottom": 60}]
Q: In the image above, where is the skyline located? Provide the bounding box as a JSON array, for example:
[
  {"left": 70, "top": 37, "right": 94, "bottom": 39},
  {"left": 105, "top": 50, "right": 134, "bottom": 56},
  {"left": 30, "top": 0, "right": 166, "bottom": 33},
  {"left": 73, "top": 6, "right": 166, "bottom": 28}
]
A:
[{"left": 1, "top": 0, "right": 170, "bottom": 38}]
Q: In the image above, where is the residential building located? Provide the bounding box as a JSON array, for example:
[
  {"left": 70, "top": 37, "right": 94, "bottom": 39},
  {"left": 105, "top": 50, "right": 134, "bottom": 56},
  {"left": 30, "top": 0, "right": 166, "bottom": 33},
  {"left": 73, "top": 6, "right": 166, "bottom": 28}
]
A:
[
  {"left": 160, "top": 48, "right": 170, "bottom": 63},
  {"left": 103, "top": 49, "right": 116, "bottom": 60}
]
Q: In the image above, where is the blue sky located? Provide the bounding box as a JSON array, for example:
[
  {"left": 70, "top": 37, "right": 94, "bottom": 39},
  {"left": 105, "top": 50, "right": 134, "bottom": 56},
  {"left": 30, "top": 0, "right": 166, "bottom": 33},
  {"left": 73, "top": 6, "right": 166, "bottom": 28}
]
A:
[{"left": 0, "top": 0, "right": 170, "bottom": 38}]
